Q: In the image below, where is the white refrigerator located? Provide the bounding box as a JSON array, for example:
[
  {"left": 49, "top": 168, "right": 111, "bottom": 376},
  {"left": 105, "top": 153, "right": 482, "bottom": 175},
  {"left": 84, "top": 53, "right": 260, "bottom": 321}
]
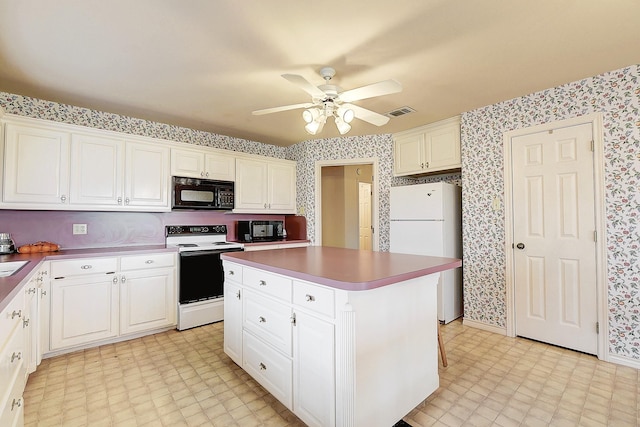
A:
[{"left": 389, "top": 182, "right": 462, "bottom": 323}]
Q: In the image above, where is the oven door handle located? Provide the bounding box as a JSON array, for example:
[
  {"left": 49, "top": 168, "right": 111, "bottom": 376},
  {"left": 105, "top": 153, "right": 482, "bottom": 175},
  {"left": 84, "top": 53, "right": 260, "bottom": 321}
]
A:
[{"left": 179, "top": 248, "right": 244, "bottom": 257}]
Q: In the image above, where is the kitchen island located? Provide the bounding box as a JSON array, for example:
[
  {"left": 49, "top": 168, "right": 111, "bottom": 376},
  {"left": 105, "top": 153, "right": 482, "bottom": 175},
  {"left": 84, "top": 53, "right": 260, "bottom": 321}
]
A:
[{"left": 221, "top": 246, "right": 461, "bottom": 427}]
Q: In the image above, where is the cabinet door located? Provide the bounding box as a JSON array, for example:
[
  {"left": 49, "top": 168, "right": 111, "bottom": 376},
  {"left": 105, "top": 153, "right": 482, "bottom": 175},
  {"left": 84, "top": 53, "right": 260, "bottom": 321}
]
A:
[
  {"left": 267, "top": 162, "right": 296, "bottom": 213},
  {"left": 124, "top": 141, "right": 170, "bottom": 210},
  {"left": 119, "top": 268, "right": 176, "bottom": 335},
  {"left": 37, "top": 277, "right": 50, "bottom": 364},
  {"left": 205, "top": 152, "right": 235, "bottom": 181},
  {"left": 23, "top": 283, "right": 38, "bottom": 375},
  {"left": 235, "top": 158, "right": 268, "bottom": 210},
  {"left": 293, "top": 311, "right": 335, "bottom": 427},
  {"left": 393, "top": 132, "right": 425, "bottom": 176},
  {"left": 171, "top": 148, "right": 205, "bottom": 178},
  {"left": 3, "top": 123, "right": 70, "bottom": 205},
  {"left": 223, "top": 280, "right": 243, "bottom": 365},
  {"left": 424, "top": 124, "right": 460, "bottom": 170},
  {"left": 69, "top": 133, "right": 124, "bottom": 206},
  {"left": 50, "top": 275, "right": 118, "bottom": 350}
]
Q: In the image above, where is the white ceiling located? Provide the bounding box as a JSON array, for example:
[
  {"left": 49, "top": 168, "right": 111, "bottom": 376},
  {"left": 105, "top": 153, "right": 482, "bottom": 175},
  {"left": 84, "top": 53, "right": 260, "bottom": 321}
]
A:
[{"left": 1, "top": 1, "right": 639, "bottom": 147}]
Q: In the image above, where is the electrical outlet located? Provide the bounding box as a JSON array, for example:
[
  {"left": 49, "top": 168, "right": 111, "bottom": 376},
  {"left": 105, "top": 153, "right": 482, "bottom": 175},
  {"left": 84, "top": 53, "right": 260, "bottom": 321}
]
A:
[
  {"left": 73, "top": 224, "right": 87, "bottom": 235},
  {"left": 298, "top": 206, "right": 305, "bottom": 215}
]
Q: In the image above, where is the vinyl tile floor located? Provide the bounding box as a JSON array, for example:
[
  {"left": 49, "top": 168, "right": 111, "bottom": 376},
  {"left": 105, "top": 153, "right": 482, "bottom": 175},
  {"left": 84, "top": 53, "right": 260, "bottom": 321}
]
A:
[{"left": 24, "top": 319, "right": 640, "bottom": 426}]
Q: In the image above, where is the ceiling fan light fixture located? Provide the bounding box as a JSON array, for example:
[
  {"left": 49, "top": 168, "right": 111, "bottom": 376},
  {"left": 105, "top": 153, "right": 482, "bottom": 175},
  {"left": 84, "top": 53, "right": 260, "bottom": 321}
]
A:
[
  {"left": 334, "top": 116, "right": 351, "bottom": 135},
  {"left": 302, "top": 108, "right": 320, "bottom": 124},
  {"left": 340, "top": 107, "right": 355, "bottom": 123}
]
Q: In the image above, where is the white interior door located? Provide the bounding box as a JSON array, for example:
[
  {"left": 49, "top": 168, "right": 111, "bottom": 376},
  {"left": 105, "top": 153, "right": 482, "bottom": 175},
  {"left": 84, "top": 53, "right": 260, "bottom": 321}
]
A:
[
  {"left": 358, "top": 182, "right": 372, "bottom": 250},
  {"left": 511, "top": 123, "right": 598, "bottom": 354}
]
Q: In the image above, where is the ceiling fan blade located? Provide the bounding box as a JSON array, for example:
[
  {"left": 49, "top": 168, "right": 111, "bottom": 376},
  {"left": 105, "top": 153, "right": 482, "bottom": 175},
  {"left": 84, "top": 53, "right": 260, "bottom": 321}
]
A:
[
  {"left": 345, "top": 104, "right": 390, "bottom": 126},
  {"left": 252, "top": 102, "right": 314, "bottom": 116},
  {"left": 338, "top": 79, "right": 402, "bottom": 103},
  {"left": 282, "top": 74, "right": 327, "bottom": 99}
]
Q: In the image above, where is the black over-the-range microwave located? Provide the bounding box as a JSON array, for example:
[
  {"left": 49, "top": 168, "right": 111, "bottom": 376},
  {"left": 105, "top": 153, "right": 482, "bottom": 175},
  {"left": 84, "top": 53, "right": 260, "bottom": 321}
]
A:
[{"left": 172, "top": 176, "right": 234, "bottom": 210}]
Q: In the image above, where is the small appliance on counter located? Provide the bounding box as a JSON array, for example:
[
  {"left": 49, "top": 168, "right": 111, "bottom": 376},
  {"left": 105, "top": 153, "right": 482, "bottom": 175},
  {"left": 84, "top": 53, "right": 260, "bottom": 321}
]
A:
[
  {"left": 237, "top": 220, "right": 284, "bottom": 242},
  {"left": 0, "top": 233, "right": 16, "bottom": 254}
]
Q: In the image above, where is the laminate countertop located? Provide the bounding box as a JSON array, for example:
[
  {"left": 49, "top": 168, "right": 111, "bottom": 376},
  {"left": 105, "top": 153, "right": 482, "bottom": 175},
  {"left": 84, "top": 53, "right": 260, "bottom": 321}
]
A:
[{"left": 222, "top": 246, "right": 462, "bottom": 291}]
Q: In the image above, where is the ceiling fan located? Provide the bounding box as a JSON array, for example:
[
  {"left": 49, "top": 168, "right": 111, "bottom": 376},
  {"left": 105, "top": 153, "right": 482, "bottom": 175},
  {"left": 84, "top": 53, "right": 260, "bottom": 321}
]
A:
[{"left": 252, "top": 67, "right": 402, "bottom": 135}]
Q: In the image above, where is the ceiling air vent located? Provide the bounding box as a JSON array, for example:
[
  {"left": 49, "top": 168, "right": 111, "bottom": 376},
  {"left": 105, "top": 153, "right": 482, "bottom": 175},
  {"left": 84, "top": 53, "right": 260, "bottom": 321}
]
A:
[{"left": 384, "top": 106, "right": 416, "bottom": 118}]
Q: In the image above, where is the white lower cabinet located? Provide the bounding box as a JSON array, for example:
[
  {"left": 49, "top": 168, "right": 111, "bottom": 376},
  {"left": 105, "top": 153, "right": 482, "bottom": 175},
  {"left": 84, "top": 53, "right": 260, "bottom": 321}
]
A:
[
  {"left": 223, "top": 261, "right": 335, "bottom": 427},
  {"left": 50, "top": 273, "right": 119, "bottom": 350},
  {"left": 49, "top": 253, "right": 176, "bottom": 353},
  {"left": 0, "top": 288, "right": 26, "bottom": 427}
]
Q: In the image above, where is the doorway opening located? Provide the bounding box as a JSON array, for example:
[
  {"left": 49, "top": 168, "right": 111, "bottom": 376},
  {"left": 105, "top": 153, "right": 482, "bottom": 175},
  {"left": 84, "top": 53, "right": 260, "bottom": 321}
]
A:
[{"left": 315, "top": 158, "right": 379, "bottom": 251}]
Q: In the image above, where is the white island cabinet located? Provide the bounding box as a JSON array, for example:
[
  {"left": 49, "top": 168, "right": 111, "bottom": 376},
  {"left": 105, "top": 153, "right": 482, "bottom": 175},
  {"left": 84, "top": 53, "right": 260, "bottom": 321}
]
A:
[{"left": 222, "top": 247, "right": 461, "bottom": 427}]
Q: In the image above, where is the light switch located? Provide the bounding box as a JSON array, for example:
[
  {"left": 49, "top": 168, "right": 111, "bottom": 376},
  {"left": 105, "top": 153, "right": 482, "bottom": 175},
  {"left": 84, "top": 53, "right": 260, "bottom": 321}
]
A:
[{"left": 492, "top": 197, "right": 501, "bottom": 211}]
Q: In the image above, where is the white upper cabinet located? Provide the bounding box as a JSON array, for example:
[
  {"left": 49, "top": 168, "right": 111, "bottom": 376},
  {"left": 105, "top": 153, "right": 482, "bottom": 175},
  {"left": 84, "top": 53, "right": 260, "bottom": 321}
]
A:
[
  {"left": 2, "top": 122, "right": 71, "bottom": 205},
  {"left": 1, "top": 115, "right": 171, "bottom": 211},
  {"left": 69, "top": 133, "right": 124, "bottom": 207},
  {"left": 124, "top": 141, "right": 170, "bottom": 209},
  {"left": 234, "top": 157, "right": 296, "bottom": 214},
  {"left": 393, "top": 116, "right": 461, "bottom": 176},
  {"left": 171, "top": 147, "right": 235, "bottom": 181}
]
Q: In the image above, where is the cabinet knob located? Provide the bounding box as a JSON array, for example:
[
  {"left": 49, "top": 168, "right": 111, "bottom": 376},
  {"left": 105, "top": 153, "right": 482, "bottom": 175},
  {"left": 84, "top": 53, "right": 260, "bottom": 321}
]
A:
[
  {"left": 23, "top": 317, "right": 30, "bottom": 328},
  {"left": 259, "top": 362, "right": 267, "bottom": 371},
  {"left": 113, "top": 276, "right": 119, "bottom": 284},
  {"left": 145, "top": 260, "right": 154, "bottom": 264},
  {"left": 258, "top": 316, "right": 266, "bottom": 323},
  {"left": 305, "top": 294, "right": 315, "bottom": 302},
  {"left": 117, "top": 196, "right": 123, "bottom": 204},
  {"left": 425, "top": 161, "right": 430, "bottom": 168},
  {"left": 201, "top": 171, "right": 205, "bottom": 177},
  {"left": 121, "top": 275, "right": 126, "bottom": 283},
  {"left": 264, "top": 203, "right": 267, "bottom": 209},
  {"left": 205, "top": 172, "right": 209, "bottom": 177},
  {"left": 125, "top": 197, "right": 130, "bottom": 205},
  {"left": 27, "top": 287, "right": 37, "bottom": 294},
  {"left": 11, "top": 351, "right": 22, "bottom": 363},
  {"left": 60, "top": 195, "right": 67, "bottom": 203},
  {"left": 228, "top": 270, "right": 234, "bottom": 275},
  {"left": 235, "top": 290, "right": 241, "bottom": 300},
  {"left": 41, "top": 290, "right": 47, "bottom": 297},
  {"left": 259, "top": 280, "right": 266, "bottom": 286},
  {"left": 11, "top": 310, "right": 21, "bottom": 319},
  {"left": 80, "top": 265, "right": 93, "bottom": 270}
]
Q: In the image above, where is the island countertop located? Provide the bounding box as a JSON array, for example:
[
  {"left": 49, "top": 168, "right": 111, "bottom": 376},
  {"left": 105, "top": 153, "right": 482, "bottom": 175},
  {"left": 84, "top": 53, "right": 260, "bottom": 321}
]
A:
[{"left": 221, "top": 246, "right": 462, "bottom": 291}]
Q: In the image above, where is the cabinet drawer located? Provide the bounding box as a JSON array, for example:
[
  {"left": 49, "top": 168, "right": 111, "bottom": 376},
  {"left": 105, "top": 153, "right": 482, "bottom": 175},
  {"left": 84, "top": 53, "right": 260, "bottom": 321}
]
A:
[
  {"left": 244, "top": 290, "right": 292, "bottom": 356},
  {"left": 120, "top": 253, "right": 175, "bottom": 271},
  {"left": 0, "top": 291, "right": 24, "bottom": 347},
  {"left": 0, "top": 378, "right": 23, "bottom": 427},
  {"left": 243, "top": 331, "right": 292, "bottom": 410},
  {"left": 0, "top": 324, "right": 26, "bottom": 403},
  {"left": 51, "top": 257, "right": 117, "bottom": 278},
  {"left": 243, "top": 267, "right": 291, "bottom": 302},
  {"left": 223, "top": 262, "right": 243, "bottom": 283},
  {"left": 293, "top": 281, "right": 335, "bottom": 318}
]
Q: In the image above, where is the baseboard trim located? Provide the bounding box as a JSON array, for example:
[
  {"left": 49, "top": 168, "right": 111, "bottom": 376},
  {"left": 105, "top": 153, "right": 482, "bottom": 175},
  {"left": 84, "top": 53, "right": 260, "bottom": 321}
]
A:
[
  {"left": 607, "top": 354, "right": 640, "bottom": 370},
  {"left": 462, "top": 318, "right": 507, "bottom": 335}
]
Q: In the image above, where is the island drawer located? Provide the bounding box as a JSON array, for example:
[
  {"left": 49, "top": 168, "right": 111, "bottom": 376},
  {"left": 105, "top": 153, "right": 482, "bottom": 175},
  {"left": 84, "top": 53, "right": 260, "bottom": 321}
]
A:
[
  {"left": 243, "top": 290, "right": 292, "bottom": 356},
  {"left": 243, "top": 331, "right": 292, "bottom": 410},
  {"left": 223, "top": 262, "right": 243, "bottom": 283},
  {"left": 120, "top": 253, "right": 175, "bottom": 271},
  {"left": 292, "top": 281, "right": 335, "bottom": 318},
  {"left": 243, "top": 267, "right": 291, "bottom": 302},
  {"left": 51, "top": 257, "right": 117, "bottom": 278}
]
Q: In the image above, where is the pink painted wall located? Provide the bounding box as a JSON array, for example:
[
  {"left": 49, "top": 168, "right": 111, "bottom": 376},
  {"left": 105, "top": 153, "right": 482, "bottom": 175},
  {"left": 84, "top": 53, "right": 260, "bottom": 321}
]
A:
[{"left": 0, "top": 210, "right": 304, "bottom": 249}]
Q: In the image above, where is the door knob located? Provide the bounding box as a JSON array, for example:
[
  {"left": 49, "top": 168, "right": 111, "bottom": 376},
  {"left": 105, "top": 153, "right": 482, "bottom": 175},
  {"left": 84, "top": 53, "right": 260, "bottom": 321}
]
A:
[{"left": 516, "top": 243, "right": 525, "bottom": 250}]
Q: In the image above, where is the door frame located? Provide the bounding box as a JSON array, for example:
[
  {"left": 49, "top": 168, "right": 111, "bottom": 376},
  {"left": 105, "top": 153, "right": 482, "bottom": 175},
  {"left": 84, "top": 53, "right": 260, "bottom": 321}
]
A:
[
  {"left": 314, "top": 157, "right": 380, "bottom": 251},
  {"left": 503, "top": 113, "right": 608, "bottom": 361}
]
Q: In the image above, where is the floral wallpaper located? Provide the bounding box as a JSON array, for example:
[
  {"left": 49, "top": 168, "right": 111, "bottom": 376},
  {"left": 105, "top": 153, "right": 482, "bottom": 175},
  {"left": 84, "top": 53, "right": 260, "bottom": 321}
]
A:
[
  {"left": 461, "top": 65, "right": 640, "bottom": 360},
  {"left": 0, "top": 92, "right": 288, "bottom": 159}
]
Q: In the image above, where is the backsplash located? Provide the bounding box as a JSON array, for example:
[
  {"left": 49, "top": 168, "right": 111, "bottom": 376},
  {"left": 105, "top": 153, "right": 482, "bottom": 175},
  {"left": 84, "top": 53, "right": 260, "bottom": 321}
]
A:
[
  {"left": 0, "top": 210, "right": 288, "bottom": 249},
  {"left": 461, "top": 65, "right": 640, "bottom": 361}
]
